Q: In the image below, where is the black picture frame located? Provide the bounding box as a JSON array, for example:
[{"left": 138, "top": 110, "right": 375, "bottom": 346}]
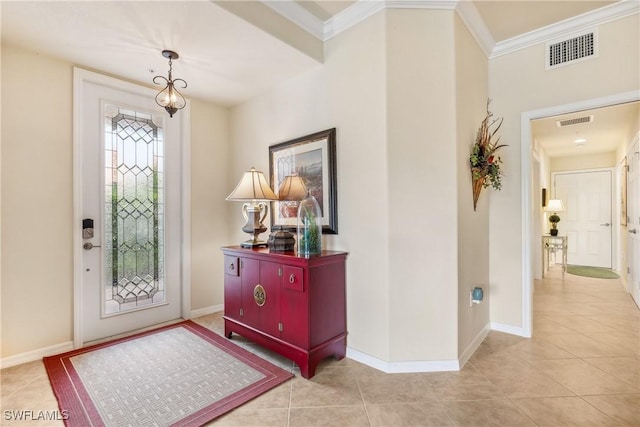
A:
[{"left": 269, "top": 128, "right": 338, "bottom": 234}]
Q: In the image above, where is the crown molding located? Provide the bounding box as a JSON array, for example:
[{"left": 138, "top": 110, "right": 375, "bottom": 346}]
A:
[
  {"left": 262, "top": 0, "right": 325, "bottom": 40},
  {"left": 325, "top": 0, "right": 458, "bottom": 41},
  {"left": 454, "top": 0, "right": 494, "bottom": 57},
  {"left": 386, "top": 0, "right": 457, "bottom": 9},
  {"left": 324, "top": 0, "right": 385, "bottom": 41},
  {"left": 491, "top": 0, "right": 640, "bottom": 58},
  {"left": 263, "top": 0, "right": 638, "bottom": 59}
]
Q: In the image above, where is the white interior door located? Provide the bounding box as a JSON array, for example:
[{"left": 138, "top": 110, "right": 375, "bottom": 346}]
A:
[
  {"left": 627, "top": 140, "right": 640, "bottom": 306},
  {"left": 76, "top": 69, "right": 183, "bottom": 343},
  {"left": 554, "top": 170, "right": 612, "bottom": 268}
]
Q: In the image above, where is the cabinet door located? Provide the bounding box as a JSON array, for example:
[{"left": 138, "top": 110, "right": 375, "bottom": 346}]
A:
[
  {"left": 255, "top": 261, "right": 281, "bottom": 337},
  {"left": 280, "top": 265, "right": 309, "bottom": 348},
  {"left": 223, "top": 256, "right": 242, "bottom": 321},
  {"left": 239, "top": 257, "right": 260, "bottom": 328}
]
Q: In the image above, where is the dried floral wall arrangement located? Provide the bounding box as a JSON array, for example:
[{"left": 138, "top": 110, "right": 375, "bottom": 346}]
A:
[{"left": 469, "top": 100, "right": 506, "bottom": 211}]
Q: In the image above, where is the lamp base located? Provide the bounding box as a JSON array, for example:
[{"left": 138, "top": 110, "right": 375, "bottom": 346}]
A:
[
  {"left": 238, "top": 202, "right": 269, "bottom": 248},
  {"left": 241, "top": 240, "right": 269, "bottom": 248}
]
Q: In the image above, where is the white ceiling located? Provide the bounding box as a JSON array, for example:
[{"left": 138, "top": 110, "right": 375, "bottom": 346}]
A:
[
  {"left": 0, "top": 1, "right": 321, "bottom": 107},
  {"left": 473, "top": 0, "right": 616, "bottom": 42},
  {"left": 531, "top": 102, "right": 640, "bottom": 158},
  {"left": 2, "top": 1, "right": 636, "bottom": 157}
]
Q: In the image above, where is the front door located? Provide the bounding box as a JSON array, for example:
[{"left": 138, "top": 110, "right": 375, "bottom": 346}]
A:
[
  {"left": 554, "top": 170, "right": 612, "bottom": 268},
  {"left": 76, "top": 69, "right": 184, "bottom": 343}
]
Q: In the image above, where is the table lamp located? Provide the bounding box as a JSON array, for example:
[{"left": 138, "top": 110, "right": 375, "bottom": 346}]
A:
[
  {"left": 545, "top": 199, "right": 565, "bottom": 236},
  {"left": 267, "top": 175, "right": 307, "bottom": 251},
  {"left": 278, "top": 175, "right": 307, "bottom": 208},
  {"left": 226, "top": 167, "right": 278, "bottom": 248}
]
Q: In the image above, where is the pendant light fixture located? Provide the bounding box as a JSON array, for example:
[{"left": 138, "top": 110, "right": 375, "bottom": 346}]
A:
[{"left": 153, "top": 50, "right": 187, "bottom": 118}]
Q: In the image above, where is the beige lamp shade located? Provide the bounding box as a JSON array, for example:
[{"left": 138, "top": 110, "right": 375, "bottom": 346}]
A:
[
  {"left": 226, "top": 167, "right": 278, "bottom": 201},
  {"left": 545, "top": 199, "right": 565, "bottom": 212},
  {"left": 277, "top": 175, "right": 307, "bottom": 201}
]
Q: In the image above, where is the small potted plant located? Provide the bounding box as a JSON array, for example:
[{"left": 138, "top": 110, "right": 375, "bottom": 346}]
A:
[
  {"left": 297, "top": 193, "right": 322, "bottom": 256},
  {"left": 549, "top": 214, "right": 560, "bottom": 236}
]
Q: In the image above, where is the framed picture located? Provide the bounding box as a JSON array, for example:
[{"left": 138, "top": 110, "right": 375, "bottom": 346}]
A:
[{"left": 269, "top": 128, "right": 338, "bottom": 234}]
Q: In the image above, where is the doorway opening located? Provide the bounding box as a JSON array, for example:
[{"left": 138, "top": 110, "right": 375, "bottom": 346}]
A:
[{"left": 520, "top": 91, "right": 640, "bottom": 337}]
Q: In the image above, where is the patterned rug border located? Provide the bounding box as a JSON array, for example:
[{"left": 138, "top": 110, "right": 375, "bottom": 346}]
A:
[{"left": 43, "top": 320, "right": 293, "bottom": 427}]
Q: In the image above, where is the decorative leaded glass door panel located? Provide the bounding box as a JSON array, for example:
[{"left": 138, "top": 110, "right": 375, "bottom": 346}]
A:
[
  {"left": 104, "top": 107, "right": 165, "bottom": 314},
  {"left": 77, "top": 70, "right": 183, "bottom": 344}
]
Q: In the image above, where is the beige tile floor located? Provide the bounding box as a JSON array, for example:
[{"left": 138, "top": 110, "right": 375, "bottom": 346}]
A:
[{"left": 2, "top": 265, "right": 638, "bottom": 426}]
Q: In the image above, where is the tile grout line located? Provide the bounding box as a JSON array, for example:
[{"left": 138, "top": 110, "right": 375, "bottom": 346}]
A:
[
  {"left": 286, "top": 377, "right": 293, "bottom": 427},
  {"left": 354, "top": 378, "right": 372, "bottom": 426}
]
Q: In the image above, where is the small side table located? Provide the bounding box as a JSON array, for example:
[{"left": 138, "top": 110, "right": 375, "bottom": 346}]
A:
[{"left": 542, "top": 235, "right": 567, "bottom": 277}]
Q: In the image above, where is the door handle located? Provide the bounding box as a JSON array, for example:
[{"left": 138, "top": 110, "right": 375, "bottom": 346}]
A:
[
  {"left": 629, "top": 229, "right": 637, "bottom": 234},
  {"left": 600, "top": 223, "right": 610, "bottom": 226},
  {"left": 83, "top": 242, "right": 102, "bottom": 250}
]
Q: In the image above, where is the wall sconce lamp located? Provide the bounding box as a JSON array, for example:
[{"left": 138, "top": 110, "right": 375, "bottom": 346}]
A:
[
  {"left": 153, "top": 50, "right": 187, "bottom": 118},
  {"left": 226, "top": 167, "right": 278, "bottom": 248},
  {"left": 545, "top": 199, "right": 565, "bottom": 236}
]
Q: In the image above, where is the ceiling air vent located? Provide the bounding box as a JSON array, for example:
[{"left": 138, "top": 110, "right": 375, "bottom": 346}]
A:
[
  {"left": 546, "top": 30, "right": 598, "bottom": 70},
  {"left": 556, "top": 115, "right": 594, "bottom": 127}
]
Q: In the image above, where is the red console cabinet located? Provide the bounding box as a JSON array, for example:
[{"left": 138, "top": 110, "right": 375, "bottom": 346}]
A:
[{"left": 222, "top": 246, "right": 348, "bottom": 379}]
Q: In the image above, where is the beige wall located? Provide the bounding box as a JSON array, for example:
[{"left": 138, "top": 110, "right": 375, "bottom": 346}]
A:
[
  {"left": 615, "top": 115, "right": 639, "bottom": 287},
  {"left": 488, "top": 14, "right": 640, "bottom": 328},
  {"left": 189, "top": 98, "right": 230, "bottom": 311},
  {"left": 550, "top": 151, "right": 616, "bottom": 174},
  {"left": 229, "top": 9, "right": 486, "bottom": 363},
  {"left": 230, "top": 11, "right": 392, "bottom": 360},
  {"left": 1, "top": 44, "right": 228, "bottom": 359},
  {"left": 454, "top": 14, "right": 490, "bottom": 358},
  {"left": 1, "top": 45, "right": 74, "bottom": 356},
  {"left": 386, "top": 9, "right": 458, "bottom": 361}
]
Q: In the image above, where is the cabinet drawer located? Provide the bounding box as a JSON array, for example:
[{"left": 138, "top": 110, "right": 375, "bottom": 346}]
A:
[
  {"left": 224, "top": 255, "right": 240, "bottom": 276},
  {"left": 283, "top": 266, "right": 304, "bottom": 292}
]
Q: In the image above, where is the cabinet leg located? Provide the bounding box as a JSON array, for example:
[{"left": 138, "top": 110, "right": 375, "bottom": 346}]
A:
[{"left": 299, "top": 362, "right": 313, "bottom": 379}]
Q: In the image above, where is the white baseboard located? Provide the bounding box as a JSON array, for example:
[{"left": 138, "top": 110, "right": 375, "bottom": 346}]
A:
[
  {"left": 459, "top": 322, "right": 491, "bottom": 368},
  {"left": 190, "top": 304, "right": 223, "bottom": 319},
  {"left": 346, "top": 347, "right": 460, "bottom": 373},
  {"left": 0, "top": 307, "right": 224, "bottom": 370},
  {"left": 491, "top": 321, "right": 530, "bottom": 337},
  {"left": 1, "top": 341, "right": 74, "bottom": 369}
]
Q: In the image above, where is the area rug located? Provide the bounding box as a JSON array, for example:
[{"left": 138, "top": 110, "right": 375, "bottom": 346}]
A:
[
  {"left": 44, "top": 320, "right": 293, "bottom": 427},
  {"left": 567, "top": 265, "right": 620, "bottom": 279}
]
